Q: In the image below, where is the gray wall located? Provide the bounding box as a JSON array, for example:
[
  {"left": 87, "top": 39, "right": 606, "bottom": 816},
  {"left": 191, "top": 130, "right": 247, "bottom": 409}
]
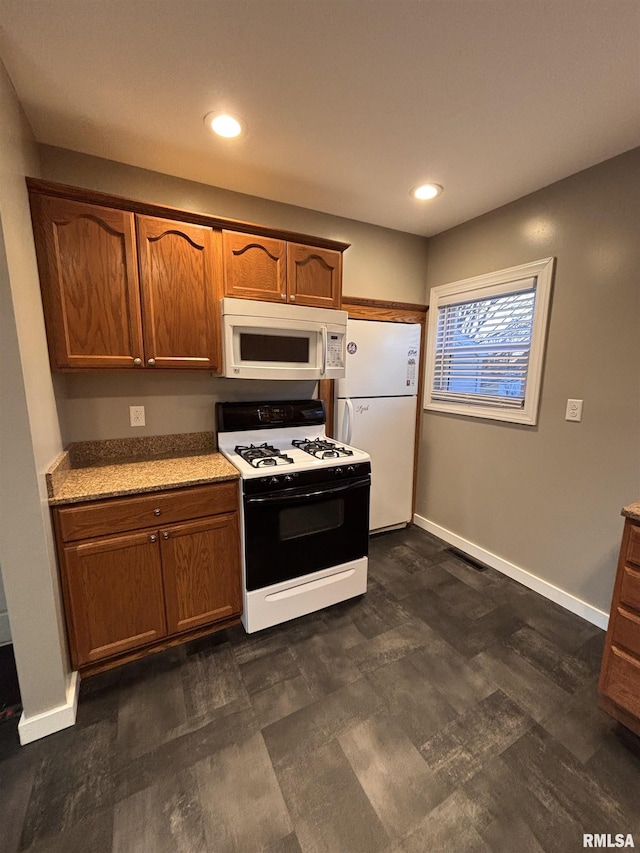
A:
[
  {"left": 416, "top": 148, "right": 640, "bottom": 614},
  {"left": 40, "top": 146, "right": 429, "bottom": 444},
  {"left": 57, "top": 373, "right": 319, "bottom": 444},
  {"left": 0, "top": 58, "right": 71, "bottom": 716}
]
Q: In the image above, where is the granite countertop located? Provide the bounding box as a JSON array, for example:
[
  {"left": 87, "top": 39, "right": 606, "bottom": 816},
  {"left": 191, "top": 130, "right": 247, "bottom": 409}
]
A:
[
  {"left": 46, "top": 432, "right": 239, "bottom": 505},
  {"left": 623, "top": 502, "right": 640, "bottom": 524}
]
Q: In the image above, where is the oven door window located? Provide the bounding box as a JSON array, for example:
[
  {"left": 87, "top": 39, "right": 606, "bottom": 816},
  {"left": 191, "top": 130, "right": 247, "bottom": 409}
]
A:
[
  {"left": 244, "top": 479, "right": 370, "bottom": 591},
  {"left": 279, "top": 498, "right": 344, "bottom": 541}
]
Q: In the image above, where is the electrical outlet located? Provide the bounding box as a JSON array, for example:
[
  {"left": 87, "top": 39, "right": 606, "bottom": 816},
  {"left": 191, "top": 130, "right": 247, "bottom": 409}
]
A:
[
  {"left": 565, "top": 399, "right": 583, "bottom": 422},
  {"left": 129, "top": 405, "right": 145, "bottom": 427}
]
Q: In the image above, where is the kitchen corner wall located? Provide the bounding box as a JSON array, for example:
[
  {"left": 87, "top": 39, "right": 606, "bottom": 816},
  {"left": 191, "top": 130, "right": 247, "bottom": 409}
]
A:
[
  {"left": 39, "top": 145, "right": 429, "bottom": 444},
  {"left": 416, "top": 147, "right": 640, "bottom": 616},
  {"left": 0, "top": 57, "right": 72, "bottom": 724}
]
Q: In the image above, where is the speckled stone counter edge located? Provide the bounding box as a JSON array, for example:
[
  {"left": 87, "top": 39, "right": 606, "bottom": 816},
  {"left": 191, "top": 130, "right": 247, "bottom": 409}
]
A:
[
  {"left": 47, "top": 451, "right": 72, "bottom": 498},
  {"left": 46, "top": 432, "right": 238, "bottom": 505},
  {"left": 623, "top": 502, "right": 640, "bottom": 523}
]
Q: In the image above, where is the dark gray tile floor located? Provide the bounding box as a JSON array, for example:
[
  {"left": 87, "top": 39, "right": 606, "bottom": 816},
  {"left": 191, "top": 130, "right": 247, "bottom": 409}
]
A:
[{"left": 2, "top": 525, "right": 640, "bottom": 852}]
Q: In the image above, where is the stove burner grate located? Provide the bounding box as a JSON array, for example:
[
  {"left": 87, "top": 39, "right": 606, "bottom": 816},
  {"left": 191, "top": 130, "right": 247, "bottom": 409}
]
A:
[
  {"left": 291, "top": 438, "right": 355, "bottom": 460},
  {"left": 235, "top": 443, "right": 294, "bottom": 468}
]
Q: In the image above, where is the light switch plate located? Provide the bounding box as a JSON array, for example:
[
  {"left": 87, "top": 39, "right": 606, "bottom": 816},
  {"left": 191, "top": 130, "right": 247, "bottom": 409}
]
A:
[{"left": 565, "top": 399, "right": 583, "bottom": 422}]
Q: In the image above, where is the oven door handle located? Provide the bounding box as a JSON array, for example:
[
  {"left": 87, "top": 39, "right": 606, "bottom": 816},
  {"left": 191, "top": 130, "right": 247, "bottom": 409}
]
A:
[{"left": 245, "top": 479, "right": 369, "bottom": 505}]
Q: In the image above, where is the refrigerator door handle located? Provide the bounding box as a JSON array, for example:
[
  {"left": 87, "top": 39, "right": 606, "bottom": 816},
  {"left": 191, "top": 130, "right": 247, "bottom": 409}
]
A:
[{"left": 342, "top": 398, "right": 354, "bottom": 444}]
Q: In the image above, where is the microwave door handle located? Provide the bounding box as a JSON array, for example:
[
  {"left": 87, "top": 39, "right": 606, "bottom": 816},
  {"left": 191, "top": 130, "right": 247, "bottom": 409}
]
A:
[
  {"left": 245, "top": 479, "right": 368, "bottom": 505},
  {"left": 321, "top": 326, "right": 327, "bottom": 376}
]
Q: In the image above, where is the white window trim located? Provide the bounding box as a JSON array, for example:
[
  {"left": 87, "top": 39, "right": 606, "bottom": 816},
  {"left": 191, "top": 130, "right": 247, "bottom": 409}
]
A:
[{"left": 424, "top": 257, "right": 555, "bottom": 425}]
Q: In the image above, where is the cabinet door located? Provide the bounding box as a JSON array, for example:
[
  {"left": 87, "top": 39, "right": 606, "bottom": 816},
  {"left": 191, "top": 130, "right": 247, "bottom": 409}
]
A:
[
  {"left": 62, "top": 531, "right": 166, "bottom": 667},
  {"left": 161, "top": 514, "right": 242, "bottom": 635},
  {"left": 31, "top": 195, "right": 144, "bottom": 369},
  {"left": 222, "top": 230, "right": 287, "bottom": 302},
  {"left": 136, "top": 216, "right": 221, "bottom": 370},
  {"left": 287, "top": 243, "right": 342, "bottom": 308}
]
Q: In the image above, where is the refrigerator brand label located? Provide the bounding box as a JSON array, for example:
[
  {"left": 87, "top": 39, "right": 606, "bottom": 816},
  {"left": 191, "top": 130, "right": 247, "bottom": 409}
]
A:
[
  {"left": 407, "top": 355, "right": 417, "bottom": 387},
  {"left": 356, "top": 404, "right": 369, "bottom": 414},
  {"left": 347, "top": 342, "right": 357, "bottom": 354}
]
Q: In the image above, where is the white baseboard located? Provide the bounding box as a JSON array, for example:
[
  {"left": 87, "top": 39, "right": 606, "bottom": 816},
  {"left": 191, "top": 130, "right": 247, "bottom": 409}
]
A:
[
  {"left": 0, "top": 611, "right": 11, "bottom": 645},
  {"left": 18, "top": 670, "right": 80, "bottom": 745},
  {"left": 413, "top": 514, "right": 609, "bottom": 631}
]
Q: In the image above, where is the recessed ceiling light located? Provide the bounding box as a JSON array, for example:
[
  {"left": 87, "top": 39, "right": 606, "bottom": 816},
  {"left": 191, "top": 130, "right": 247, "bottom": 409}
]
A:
[
  {"left": 204, "top": 112, "right": 245, "bottom": 139},
  {"left": 411, "top": 183, "right": 443, "bottom": 201}
]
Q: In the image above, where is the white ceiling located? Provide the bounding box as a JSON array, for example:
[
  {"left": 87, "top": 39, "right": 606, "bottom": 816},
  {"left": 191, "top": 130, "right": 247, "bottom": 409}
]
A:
[{"left": 0, "top": 1, "right": 639, "bottom": 236}]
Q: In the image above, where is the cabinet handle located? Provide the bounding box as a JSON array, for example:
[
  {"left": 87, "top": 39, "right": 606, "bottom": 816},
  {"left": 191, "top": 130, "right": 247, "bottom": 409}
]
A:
[
  {"left": 162, "top": 532, "right": 170, "bottom": 540},
  {"left": 147, "top": 358, "right": 156, "bottom": 366},
  {"left": 290, "top": 294, "right": 296, "bottom": 301},
  {"left": 149, "top": 534, "right": 157, "bottom": 543},
  {"left": 133, "top": 357, "right": 142, "bottom": 366},
  {"left": 280, "top": 292, "right": 286, "bottom": 300},
  {"left": 154, "top": 508, "right": 161, "bottom": 516}
]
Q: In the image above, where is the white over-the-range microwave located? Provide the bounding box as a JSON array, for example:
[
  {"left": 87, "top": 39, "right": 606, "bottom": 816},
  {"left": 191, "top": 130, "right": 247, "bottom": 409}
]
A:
[{"left": 221, "top": 297, "right": 347, "bottom": 380}]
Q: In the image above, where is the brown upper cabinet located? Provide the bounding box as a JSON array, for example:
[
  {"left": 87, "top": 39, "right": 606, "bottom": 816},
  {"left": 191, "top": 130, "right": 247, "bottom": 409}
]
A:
[
  {"left": 30, "top": 195, "right": 145, "bottom": 370},
  {"left": 223, "top": 230, "right": 342, "bottom": 309},
  {"left": 136, "top": 216, "right": 221, "bottom": 370},
  {"left": 287, "top": 242, "right": 342, "bottom": 309},
  {"left": 30, "top": 196, "right": 221, "bottom": 371},
  {"left": 222, "top": 231, "right": 287, "bottom": 303},
  {"left": 28, "top": 179, "right": 349, "bottom": 370}
]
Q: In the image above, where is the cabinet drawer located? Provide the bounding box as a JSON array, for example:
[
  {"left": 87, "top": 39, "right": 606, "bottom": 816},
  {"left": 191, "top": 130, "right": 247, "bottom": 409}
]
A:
[
  {"left": 602, "top": 646, "right": 640, "bottom": 719},
  {"left": 612, "top": 607, "right": 640, "bottom": 659},
  {"left": 620, "top": 565, "right": 640, "bottom": 611},
  {"left": 626, "top": 524, "right": 640, "bottom": 567},
  {"left": 57, "top": 482, "right": 238, "bottom": 542}
]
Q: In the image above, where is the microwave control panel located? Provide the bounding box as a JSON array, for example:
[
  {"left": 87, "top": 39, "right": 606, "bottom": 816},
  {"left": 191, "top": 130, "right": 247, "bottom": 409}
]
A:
[{"left": 326, "top": 333, "right": 345, "bottom": 368}]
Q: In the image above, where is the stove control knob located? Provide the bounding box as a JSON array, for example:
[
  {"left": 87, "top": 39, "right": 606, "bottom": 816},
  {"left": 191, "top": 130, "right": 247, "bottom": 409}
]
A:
[
  {"left": 347, "top": 465, "right": 355, "bottom": 473},
  {"left": 284, "top": 475, "right": 293, "bottom": 482},
  {"left": 269, "top": 477, "right": 279, "bottom": 485},
  {"left": 334, "top": 467, "right": 343, "bottom": 475}
]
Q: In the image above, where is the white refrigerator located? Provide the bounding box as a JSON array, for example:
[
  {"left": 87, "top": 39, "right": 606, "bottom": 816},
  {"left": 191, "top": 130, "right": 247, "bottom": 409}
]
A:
[{"left": 335, "top": 319, "right": 421, "bottom": 532}]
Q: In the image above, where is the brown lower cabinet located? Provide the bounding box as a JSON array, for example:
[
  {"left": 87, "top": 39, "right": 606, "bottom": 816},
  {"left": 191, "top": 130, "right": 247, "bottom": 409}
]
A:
[
  {"left": 53, "top": 482, "right": 242, "bottom": 673},
  {"left": 599, "top": 515, "right": 640, "bottom": 735},
  {"left": 161, "top": 514, "right": 241, "bottom": 635}
]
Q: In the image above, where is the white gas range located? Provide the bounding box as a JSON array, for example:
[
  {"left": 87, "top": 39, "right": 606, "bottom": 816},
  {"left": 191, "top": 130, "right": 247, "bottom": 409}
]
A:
[{"left": 216, "top": 400, "right": 371, "bottom": 633}]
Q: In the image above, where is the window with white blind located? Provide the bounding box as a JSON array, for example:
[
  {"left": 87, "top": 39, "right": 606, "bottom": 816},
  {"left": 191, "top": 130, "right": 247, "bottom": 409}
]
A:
[{"left": 424, "top": 258, "right": 554, "bottom": 424}]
